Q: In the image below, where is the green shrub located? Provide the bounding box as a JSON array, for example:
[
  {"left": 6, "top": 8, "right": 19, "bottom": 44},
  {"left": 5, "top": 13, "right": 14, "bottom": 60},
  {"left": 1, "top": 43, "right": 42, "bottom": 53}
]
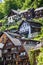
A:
[
  {"left": 29, "top": 50, "right": 35, "bottom": 65},
  {"left": 37, "top": 48, "right": 43, "bottom": 65},
  {"left": 37, "top": 52, "right": 43, "bottom": 65}
]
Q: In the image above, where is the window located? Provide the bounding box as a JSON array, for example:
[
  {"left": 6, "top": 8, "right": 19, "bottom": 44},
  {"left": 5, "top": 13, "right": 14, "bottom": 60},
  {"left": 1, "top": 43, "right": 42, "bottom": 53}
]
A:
[
  {"left": 6, "top": 57, "right": 11, "bottom": 60},
  {"left": 6, "top": 43, "right": 12, "bottom": 46},
  {"left": 11, "top": 48, "right": 17, "bottom": 50},
  {"left": 3, "top": 50, "right": 8, "bottom": 53},
  {"left": 11, "top": 48, "right": 17, "bottom": 52},
  {"left": 8, "top": 49, "right": 11, "bottom": 52},
  {"left": 31, "top": 27, "right": 36, "bottom": 33},
  {"left": 13, "top": 54, "right": 15, "bottom": 58},
  {"left": 20, "top": 52, "right": 26, "bottom": 56}
]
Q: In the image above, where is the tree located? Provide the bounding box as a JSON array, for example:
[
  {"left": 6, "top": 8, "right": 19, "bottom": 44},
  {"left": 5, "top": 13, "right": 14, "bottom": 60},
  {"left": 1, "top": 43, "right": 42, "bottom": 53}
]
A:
[
  {"left": 37, "top": 48, "right": 43, "bottom": 65},
  {"left": 4, "top": 0, "right": 23, "bottom": 15},
  {"left": 0, "top": 3, "right": 5, "bottom": 19},
  {"left": 0, "top": 12, "right": 4, "bottom": 19}
]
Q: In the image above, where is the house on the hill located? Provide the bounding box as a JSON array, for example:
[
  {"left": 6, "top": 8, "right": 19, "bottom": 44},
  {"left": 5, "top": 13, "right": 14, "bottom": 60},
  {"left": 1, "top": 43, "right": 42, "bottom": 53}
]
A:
[
  {"left": 18, "top": 20, "right": 42, "bottom": 38},
  {"left": 7, "top": 8, "right": 35, "bottom": 24},
  {"left": 35, "top": 7, "right": 43, "bottom": 18},
  {"left": 20, "top": 38, "right": 40, "bottom": 53},
  {"left": 0, "top": 32, "right": 29, "bottom": 65},
  {"left": 0, "top": 31, "right": 22, "bottom": 43},
  {"left": 19, "top": 8, "right": 35, "bottom": 19},
  {"left": 19, "top": 7, "right": 43, "bottom": 19},
  {"left": 5, "top": 7, "right": 43, "bottom": 25},
  {"left": 7, "top": 9, "right": 20, "bottom": 23}
]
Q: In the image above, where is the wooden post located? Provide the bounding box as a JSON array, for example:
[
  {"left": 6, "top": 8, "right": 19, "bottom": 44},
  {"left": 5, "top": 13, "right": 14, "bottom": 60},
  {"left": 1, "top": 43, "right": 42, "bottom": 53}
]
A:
[
  {"left": 12, "top": 59, "right": 14, "bottom": 65},
  {"left": 4, "top": 60, "right": 6, "bottom": 65},
  {"left": 16, "top": 55, "right": 19, "bottom": 65},
  {"left": 16, "top": 61, "right": 18, "bottom": 65}
]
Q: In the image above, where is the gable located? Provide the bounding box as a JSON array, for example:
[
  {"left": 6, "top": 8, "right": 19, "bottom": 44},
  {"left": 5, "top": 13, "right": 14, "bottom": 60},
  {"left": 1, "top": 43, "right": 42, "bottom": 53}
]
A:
[{"left": 19, "top": 21, "right": 31, "bottom": 33}]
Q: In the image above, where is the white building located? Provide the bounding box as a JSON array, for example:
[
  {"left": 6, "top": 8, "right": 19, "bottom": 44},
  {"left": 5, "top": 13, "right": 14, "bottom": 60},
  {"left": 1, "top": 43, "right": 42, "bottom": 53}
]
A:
[{"left": 18, "top": 20, "right": 42, "bottom": 38}]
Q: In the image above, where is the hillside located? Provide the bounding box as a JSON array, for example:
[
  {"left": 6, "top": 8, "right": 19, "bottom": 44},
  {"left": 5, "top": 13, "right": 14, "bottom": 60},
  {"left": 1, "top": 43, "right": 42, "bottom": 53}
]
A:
[
  {"left": 0, "top": 1, "right": 43, "bottom": 65},
  {"left": 0, "top": 0, "right": 43, "bottom": 41}
]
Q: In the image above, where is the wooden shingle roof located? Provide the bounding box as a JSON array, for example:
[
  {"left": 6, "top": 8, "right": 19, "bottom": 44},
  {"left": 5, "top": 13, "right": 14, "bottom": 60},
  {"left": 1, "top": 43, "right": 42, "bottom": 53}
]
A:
[
  {"left": 7, "top": 32, "right": 22, "bottom": 38},
  {"left": 11, "top": 9, "right": 19, "bottom": 14},
  {"left": 35, "top": 7, "right": 43, "bottom": 11},
  {"left": 4, "top": 32, "right": 21, "bottom": 46},
  {"left": 18, "top": 20, "right": 42, "bottom": 31}
]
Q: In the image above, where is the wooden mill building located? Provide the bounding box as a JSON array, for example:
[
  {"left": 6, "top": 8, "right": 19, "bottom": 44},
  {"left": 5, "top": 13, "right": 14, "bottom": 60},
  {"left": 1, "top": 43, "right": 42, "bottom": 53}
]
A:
[
  {"left": 20, "top": 38, "right": 40, "bottom": 52},
  {"left": 7, "top": 9, "right": 20, "bottom": 23},
  {"left": 0, "top": 32, "right": 29, "bottom": 65},
  {"left": 6, "top": 7, "right": 43, "bottom": 24},
  {"left": 35, "top": 7, "right": 43, "bottom": 18},
  {"left": 18, "top": 20, "right": 42, "bottom": 38},
  {"left": 7, "top": 8, "right": 35, "bottom": 23}
]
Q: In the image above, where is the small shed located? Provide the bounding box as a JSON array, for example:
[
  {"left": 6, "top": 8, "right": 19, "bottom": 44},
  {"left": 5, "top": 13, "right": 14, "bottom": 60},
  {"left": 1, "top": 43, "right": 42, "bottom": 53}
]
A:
[{"left": 7, "top": 9, "right": 19, "bottom": 23}]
